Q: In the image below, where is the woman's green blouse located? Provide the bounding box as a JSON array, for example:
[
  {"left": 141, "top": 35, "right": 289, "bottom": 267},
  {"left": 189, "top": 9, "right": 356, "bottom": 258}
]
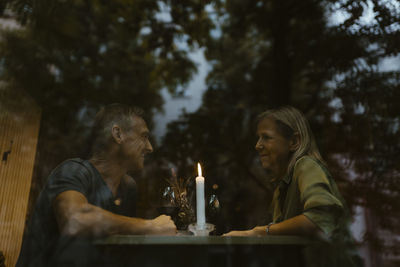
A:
[{"left": 270, "top": 156, "right": 345, "bottom": 235}]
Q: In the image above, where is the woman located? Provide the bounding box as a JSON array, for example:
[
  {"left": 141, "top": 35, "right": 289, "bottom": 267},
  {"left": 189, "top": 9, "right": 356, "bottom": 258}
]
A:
[{"left": 224, "top": 106, "right": 345, "bottom": 237}]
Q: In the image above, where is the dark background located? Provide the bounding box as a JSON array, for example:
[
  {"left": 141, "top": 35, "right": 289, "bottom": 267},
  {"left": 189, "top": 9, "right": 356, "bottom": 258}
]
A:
[{"left": 1, "top": 0, "right": 399, "bottom": 266}]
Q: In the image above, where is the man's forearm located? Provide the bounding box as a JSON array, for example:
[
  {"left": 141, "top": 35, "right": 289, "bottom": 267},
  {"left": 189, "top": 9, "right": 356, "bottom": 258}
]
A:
[
  {"left": 61, "top": 203, "right": 153, "bottom": 237},
  {"left": 54, "top": 190, "right": 175, "bottom": 237}
]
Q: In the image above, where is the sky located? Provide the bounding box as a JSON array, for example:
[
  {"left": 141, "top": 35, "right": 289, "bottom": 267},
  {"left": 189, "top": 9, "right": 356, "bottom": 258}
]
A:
[
  {"left": 2, "top": 1, "right": 398, "bottom": 142},
  {"left": 152, "top": 0, "right": 400, "bottom": 143},
  {"left": 152, "top": 48, "right": 209, "bottom": 143}
]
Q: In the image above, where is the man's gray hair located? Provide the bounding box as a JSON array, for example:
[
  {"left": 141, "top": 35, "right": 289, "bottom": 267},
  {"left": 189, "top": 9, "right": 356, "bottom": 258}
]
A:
[
  {"left": 257, "top": 106, "right": 325, "bottom": 175},
  {"left": 90, "top": 103, "right": 144, "bottom": 155}
]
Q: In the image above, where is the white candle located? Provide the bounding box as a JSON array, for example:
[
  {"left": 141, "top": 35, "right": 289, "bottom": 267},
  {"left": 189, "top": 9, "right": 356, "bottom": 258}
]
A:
[{"left": 196, "top": 163, "right": 206, "bottom": 227}]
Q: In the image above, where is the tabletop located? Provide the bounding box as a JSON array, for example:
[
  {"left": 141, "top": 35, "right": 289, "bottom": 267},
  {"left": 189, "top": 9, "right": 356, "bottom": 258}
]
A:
[{"left": 94, "top": 234, "right": 316, "bottom": 246}]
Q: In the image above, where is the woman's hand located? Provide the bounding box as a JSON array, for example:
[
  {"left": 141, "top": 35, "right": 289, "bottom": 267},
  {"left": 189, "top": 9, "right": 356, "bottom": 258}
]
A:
[
  {"left": 224, "top": 215, "right": 322, "bottom": 237},
  {"left": 222, "top": 226, "right": 267, "bottom": 237},
  {"left": 222, "top": 229, "right": 254, "bottom": 236}
]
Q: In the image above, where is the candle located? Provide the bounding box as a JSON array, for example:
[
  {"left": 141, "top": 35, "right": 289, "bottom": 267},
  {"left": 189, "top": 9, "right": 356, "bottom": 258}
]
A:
[{"left": 196, "top": 163, "right": 206, "bottom": 227}]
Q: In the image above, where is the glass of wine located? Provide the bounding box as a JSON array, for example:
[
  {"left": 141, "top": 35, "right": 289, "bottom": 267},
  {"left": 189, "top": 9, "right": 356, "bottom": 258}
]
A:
[{"left": 158, "top": 186, "right": 178, "bottom": 219}]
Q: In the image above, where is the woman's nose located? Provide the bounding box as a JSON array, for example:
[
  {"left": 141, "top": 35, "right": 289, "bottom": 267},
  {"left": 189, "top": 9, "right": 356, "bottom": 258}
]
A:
[{"left": 255, "top": 139, "right": 263, "bottom": 151}]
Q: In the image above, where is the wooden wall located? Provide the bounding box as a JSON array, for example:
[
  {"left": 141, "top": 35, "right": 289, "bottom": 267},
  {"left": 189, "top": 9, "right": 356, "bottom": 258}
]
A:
[{"left": 0, "top": 86, "right": 41, "bottom": 267}]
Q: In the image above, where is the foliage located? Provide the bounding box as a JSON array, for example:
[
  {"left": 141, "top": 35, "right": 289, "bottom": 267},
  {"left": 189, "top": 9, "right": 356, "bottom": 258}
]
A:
[
  {"left": 0, "top": 0, "right": 214, "bottom": 204},
  {"left": 1, "top": 0, "right": 399, "bottom": 261},
  {"left": 160, "top": 0, "right": 400, "bottom": 253}
]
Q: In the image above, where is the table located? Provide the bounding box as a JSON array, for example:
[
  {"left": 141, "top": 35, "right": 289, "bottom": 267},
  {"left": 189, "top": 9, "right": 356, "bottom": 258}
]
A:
[{"left": 93, "top": 235, "right": 317, "bottom": 267}]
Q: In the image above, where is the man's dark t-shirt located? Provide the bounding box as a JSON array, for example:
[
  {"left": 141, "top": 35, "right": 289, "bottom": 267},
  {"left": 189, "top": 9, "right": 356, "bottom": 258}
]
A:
[{"left": 16, "top": 159, "right": 137, "bottom": 267}]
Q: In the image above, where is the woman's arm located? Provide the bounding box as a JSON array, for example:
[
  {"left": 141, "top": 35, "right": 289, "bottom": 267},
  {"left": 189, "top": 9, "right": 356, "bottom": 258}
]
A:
[{"left": 223, "top": 214, "right": 321, "bottom": 236}]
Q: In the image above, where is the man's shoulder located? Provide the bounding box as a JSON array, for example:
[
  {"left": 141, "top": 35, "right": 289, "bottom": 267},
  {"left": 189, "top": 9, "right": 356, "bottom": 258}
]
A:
[
  {"left": 51, "top": 158, "right": 77, "bottom": 168},
  {"left": 49, "top": 158, "right": 96, "bottom": 180},
  {"left": 44, "top": 158, "right": 101, "bottom": 198},
  {"left": 55, "top": 158, "right": 92, "bottom": 170}
]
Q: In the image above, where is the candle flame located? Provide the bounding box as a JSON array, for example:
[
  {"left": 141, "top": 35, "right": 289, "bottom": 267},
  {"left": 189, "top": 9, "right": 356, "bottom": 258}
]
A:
[{"left": 197, "top": 163, "right": 202, "bottom": 177}]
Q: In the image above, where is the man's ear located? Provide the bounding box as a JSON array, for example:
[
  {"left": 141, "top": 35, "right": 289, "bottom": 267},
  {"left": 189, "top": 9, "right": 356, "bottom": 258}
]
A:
[
  {"left": 290, "top": 132, "right": 300, "bottom": 152},
  {"left": 111, "top": 125, "right": 123, "bottom": 144}
]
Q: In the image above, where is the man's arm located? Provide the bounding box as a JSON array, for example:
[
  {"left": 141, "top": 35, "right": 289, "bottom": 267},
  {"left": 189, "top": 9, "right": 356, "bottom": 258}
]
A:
[
  {"left": 53, "top": 190, "right": 176, "bottom": 237},
  {"left": 223, "top": 214, "right": 320, "bottom": 236}
]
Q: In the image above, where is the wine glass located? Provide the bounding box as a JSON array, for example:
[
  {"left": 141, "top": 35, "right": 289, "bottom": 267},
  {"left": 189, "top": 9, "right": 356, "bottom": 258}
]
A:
[{"left": 158, "top": 186, "right": 178, "bottom": 218}]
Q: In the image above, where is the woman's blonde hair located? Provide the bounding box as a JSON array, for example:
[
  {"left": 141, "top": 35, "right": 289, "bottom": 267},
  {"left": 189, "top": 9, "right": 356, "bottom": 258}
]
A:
[{"left": 257, "top": 106, "right": 325, "bottom": 174}]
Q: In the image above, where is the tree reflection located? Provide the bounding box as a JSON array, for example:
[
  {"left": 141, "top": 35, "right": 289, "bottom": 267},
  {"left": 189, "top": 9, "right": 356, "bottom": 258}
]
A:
[
  {"left": 159, "top": 0, "right": 400, "bottom": 265},
  {"left": 0, "top": 0, "right": 215, "bottom": 215},
  {"left": 1, "top": 0, "right": 399, "bottom": 266}
]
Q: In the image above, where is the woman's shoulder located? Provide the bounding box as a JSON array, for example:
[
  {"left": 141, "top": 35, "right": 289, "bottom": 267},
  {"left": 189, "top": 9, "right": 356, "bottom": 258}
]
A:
[
  {"left": 292, "top": 156, "right": 330, "bottom": 184},
  {"left": 294, "top": 155, "right": 323, "bottom": 171}
]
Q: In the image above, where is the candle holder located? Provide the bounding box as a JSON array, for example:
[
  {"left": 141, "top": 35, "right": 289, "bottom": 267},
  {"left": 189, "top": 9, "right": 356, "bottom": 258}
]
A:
[{"left": 188, "top": 223, "right": 215, "bottom": 236}]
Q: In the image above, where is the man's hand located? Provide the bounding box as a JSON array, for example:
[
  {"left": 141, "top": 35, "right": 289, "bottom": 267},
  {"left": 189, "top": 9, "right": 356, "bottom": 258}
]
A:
[{"left": 147, "top": 215, "right": 177, "bottom": 236}]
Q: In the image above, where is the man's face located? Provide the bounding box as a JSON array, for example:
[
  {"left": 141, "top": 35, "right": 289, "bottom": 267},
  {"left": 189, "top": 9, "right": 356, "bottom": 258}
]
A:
[
  {"left": 119, "top": 117, "right": 153, "bottom": 170},
  {"left": 255, "top": 118, "right": 293, "bottom": 180}
]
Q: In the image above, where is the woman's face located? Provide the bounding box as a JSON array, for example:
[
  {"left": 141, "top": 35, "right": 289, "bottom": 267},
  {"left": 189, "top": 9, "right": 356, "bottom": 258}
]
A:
[{"left": 255, "top": 117, "right": 295, "bottom": 180}]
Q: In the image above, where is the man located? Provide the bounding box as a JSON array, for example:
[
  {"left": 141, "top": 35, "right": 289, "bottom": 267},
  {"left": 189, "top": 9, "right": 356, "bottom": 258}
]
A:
[{"left": 17, "top": 104, "right": 176, "bottom": 267}]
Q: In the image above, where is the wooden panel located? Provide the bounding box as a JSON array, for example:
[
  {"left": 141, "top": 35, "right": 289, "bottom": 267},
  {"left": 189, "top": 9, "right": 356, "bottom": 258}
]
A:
[{"left": 0, "top": 86, "right": 41, "bottom": 267}]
